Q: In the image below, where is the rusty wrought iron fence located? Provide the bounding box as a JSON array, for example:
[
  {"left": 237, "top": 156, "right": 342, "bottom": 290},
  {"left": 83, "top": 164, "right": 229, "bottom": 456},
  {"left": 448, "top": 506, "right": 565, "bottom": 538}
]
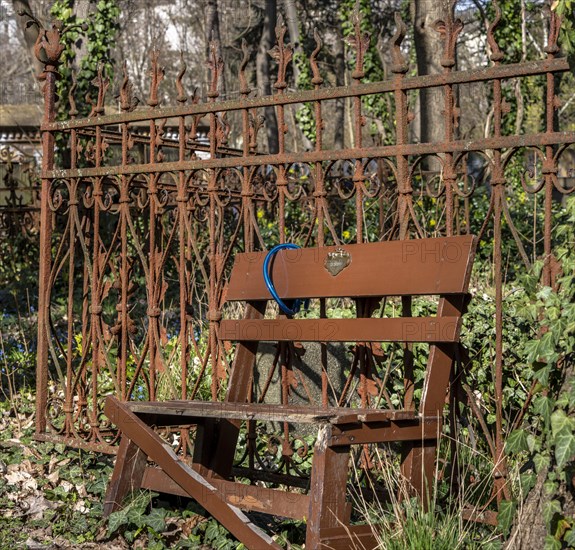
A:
[
  {"left": 33, "top": 3, "right": 574, "bottom": 515},
  {"left": 0, "top": 147, "right": 40, "bottom": 238}
]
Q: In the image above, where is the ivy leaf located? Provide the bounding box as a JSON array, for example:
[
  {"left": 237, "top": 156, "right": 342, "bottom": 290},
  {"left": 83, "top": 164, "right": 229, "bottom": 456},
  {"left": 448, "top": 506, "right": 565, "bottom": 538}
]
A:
[
  {"left": 555, "top": 392, "right": 570, "bottom": 408},
  {"left": 544, "top": 479, "right": 559, "bottom": 497},
  {"left": 524, "top": 339, "right": 540, "bottom": 364},
  {"left": 534, "top": 452, "right": 550, "bottom": 473},
  {"left": 533, "top": 362, "right": 552, "bottom": 386},
  {"left": 144, "top": 507, "right": 167, "bottom": 533},
  {"left": 534, "top": 396, "right": 554, "bottom": 429},
  {"left": 519, "top": 472, "right": 537, "bottom": 495},
  {"left": 205, "top": 520, "right": 221, "bottom": 542},
  {"left": 126, "top": 505, "right": 145, "bottom": 528},
  {"left": 554, "top": 431, "right": 575, "bottom": 469},
  {"left": 551, "top": 409, "right": 574, "bottom": 438},
  {"left": 107, "top": 509, "right": 128, "bottom": 536},
  {"left": 543, "top": 500, "right": 562, "bottom": 531},
  {"left": 543, "top": 535, "right": 561, "bottom": 550},
  {"left": 565, "top": 528, "right": 575, "bottom": 547},
  {"left": 505, "top": 429, "right": 529, "bottom": 453},
  {"left": 536, "top": 286, "right": 553, "bottom": 301},
  {"left": 497, "top": 500, "right": 516, "bottom": 536},
  {"left": 526, "top": 433, "right": 539, "bottom": 453}
]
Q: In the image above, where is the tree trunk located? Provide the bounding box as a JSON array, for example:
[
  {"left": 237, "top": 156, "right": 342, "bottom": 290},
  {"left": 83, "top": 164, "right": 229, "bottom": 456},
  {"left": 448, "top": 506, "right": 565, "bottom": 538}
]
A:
[
  {"left": 12, "top": 0, "right": 44, "bottom": 80},
  {"left": 256, "top": 0, "right": 279, "bottom": 154},
  {"left": 507, "top": 467, "right": 550, "bottom": 549},
  {"left": 284, "top": 0, "right": 313, "bottom": 151},
  {"left": 411, "top": 0, "right": 446, "bottom": 169},
  {"left": 333, "top": 24, "right": 346, "bottom": 150},
  {"left": 284, "top": 0, "right": 300, "bottom": 83},
  {"left": 72, "top": 0, "right": 96, "bottom": 72}
]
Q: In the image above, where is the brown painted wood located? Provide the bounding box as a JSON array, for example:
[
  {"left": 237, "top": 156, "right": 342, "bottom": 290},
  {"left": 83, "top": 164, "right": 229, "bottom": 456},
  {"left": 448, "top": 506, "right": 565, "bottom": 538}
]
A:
[
  {"left": 329, "top": 409, "right": 416, "bottom": 424},
  {"left": 208, "top": 301, "right": 267, "bottom": 479},
  {"left": 306, "top": 425, "right": 351, "bottom": 549},
  {"left": 226, "top": 236, "right": 476, "bottom": 301},
  {"left": 420, "top": 296, "right": 465, "bottom": 415},
  {"left": 398, "top": 295, "right": 466, "bottom": 503},
  {"left": 105, "top": 396, "right": 281, "bottom": 549},
  {"left": 103, "top": 435, "right": 147, "bottom": 516},
  {"left": 219, "top": 316, "right": 461, "bottom": 343},
  {"left": 319, "top": 524, "right": 378, "bottom": 549},
  {"left": 329, "top": 418, "right": 440, "bottom": 446},
  {"left": 104, "top": 236, "right": 478, "bottom": 548},
  {"left": 141, "top": 466, "right": 310, "bottom": 520},
  {"left": 191, "top": 418, "right": 216, "bottom": 477},
  {"left": 400, "top": 440, "right": 438, "bottom": 506}
]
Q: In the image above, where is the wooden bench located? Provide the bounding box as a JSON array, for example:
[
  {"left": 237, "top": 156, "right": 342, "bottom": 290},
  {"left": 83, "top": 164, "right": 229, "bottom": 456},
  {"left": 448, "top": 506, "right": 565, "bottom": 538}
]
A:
[{"left": 103, "top": 235, "right": 477, "bottom": 549}]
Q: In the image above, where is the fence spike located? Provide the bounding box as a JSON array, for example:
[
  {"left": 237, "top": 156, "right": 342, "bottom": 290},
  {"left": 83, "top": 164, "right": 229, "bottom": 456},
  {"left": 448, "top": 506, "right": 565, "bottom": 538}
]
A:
[
  {"left": 487, "top": 0, "right": 504, "bottom": 63},
  {"left": 148, "top": 50, "right": 165, "bottom": 108},
  {"left": 176, "top": 52, "right": 188, "bottom": 104}
]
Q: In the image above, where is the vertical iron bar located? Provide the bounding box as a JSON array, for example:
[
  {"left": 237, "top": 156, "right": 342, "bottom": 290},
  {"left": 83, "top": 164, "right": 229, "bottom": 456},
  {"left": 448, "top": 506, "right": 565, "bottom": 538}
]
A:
[{"left": 36, "top": 67, "right": 58, "bottom": 434}]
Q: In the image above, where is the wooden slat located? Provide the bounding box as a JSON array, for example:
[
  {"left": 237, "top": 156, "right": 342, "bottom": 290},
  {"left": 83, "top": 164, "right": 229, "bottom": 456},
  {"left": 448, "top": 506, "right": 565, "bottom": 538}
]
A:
[
  {"left": 127, "top": 400, "right": 414, "bottom": 424},
  {"left": 141, "top": 466, "right": 310, "bottom": 520},
  {"left": 219, "top": 317, "right": 461, "bottom": 343},
  {"left": 329, "top": 418, "right": 440, "bottom": 446},
  {"left": 226, "top": 236, "right": 476, "bottom": 301},
  {"left": 331, "top": 409, "right": 415, "bottom": 425}
]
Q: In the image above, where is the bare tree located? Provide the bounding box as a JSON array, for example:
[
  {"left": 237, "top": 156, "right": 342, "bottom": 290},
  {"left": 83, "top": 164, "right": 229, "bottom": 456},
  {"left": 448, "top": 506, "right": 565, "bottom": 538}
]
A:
[
  {"left": 412, "top": 0, "right": 448, "bottom": 144},
  {"left": 256, "top": 0, "right": 279, "bottom": 153},
  {"left": 333, "top": 24, "right": 346, "bottom": 150},
  {"left": 12, "top": 0, "right": 43, "bottom": 80},
  {"left": 284, "top": 0, "right": 313, "bottom": 150},
  {"left": 205, "top": 0, "right": 226, "bottom": 97}
]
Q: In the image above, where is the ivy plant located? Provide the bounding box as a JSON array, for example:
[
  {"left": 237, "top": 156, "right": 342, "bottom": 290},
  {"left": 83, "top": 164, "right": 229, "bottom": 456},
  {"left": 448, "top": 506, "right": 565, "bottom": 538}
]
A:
[
  {"left": 502, "top": 197, "right": 575, "bottom": 548},
  {"left": 50, "top": 0, "right": 120, "bottom": 121}
]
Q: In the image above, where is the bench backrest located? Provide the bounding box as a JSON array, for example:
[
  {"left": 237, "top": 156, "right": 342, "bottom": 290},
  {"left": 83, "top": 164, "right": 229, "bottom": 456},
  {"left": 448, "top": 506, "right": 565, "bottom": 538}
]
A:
[
  {"left": 226, "top": 236, "right": 476, "bottom": 301},
  {"left": 219, "top": 235, "right": 477, "bottom": 415}
]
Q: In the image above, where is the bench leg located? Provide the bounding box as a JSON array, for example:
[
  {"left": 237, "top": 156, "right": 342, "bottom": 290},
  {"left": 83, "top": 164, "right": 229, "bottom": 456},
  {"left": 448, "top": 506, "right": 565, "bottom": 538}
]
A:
[
  {"left": 104, "top": 396, "right": 281, "bottom": 549},
  {"left": 192, "top": 418, "right": 218, "bottom": 476},
  {"left": 400, "top": 440, "right": 436, "bottom": 509},
  {"left": 306, "top": 426, "right": 351, "bottom": 549},
  {"left": 104, "top": 435, "right": 148, "bottom": 516}
]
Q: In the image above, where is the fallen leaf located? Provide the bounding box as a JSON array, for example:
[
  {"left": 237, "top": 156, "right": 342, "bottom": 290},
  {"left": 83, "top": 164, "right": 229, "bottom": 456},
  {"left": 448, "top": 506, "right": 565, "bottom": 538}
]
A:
[
  {"left": 19, "top": 495, "right": 56, "bottom": 519},
  {"left": 60, "top": 480, "right": 73, "bottom": 492},
  {"left": 5, "top": 470, "right": 32, "bottom": 485},
  {"left": 73, "top": 499, "right": 88, "bottom": 513},
  {"left": 181, "top": 514, "right": 207, "bottom": 536},
  {"left": 46, "top": 470, "right": 59, "bottom": 485}
]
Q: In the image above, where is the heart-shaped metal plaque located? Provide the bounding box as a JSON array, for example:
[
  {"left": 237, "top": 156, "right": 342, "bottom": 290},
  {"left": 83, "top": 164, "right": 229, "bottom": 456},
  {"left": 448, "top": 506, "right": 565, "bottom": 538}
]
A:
[{"left": 324, "top": 248, "right": 351, "bottom": 276}]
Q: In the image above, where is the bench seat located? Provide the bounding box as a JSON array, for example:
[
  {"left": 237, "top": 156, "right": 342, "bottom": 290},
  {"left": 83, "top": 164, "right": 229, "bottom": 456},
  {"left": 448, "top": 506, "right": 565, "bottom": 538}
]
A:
[{"left": 125, "top": 400, "right": 417, "bottom": 425}]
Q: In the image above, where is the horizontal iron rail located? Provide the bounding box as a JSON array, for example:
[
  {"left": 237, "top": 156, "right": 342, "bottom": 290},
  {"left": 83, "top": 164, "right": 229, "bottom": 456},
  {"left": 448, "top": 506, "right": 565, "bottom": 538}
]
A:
[
  {"left": 45, "top": 130, "right": 575, "bottom": 179},
  {"left": 41, "top": 57, "right": 569, "bottom": 132}
]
